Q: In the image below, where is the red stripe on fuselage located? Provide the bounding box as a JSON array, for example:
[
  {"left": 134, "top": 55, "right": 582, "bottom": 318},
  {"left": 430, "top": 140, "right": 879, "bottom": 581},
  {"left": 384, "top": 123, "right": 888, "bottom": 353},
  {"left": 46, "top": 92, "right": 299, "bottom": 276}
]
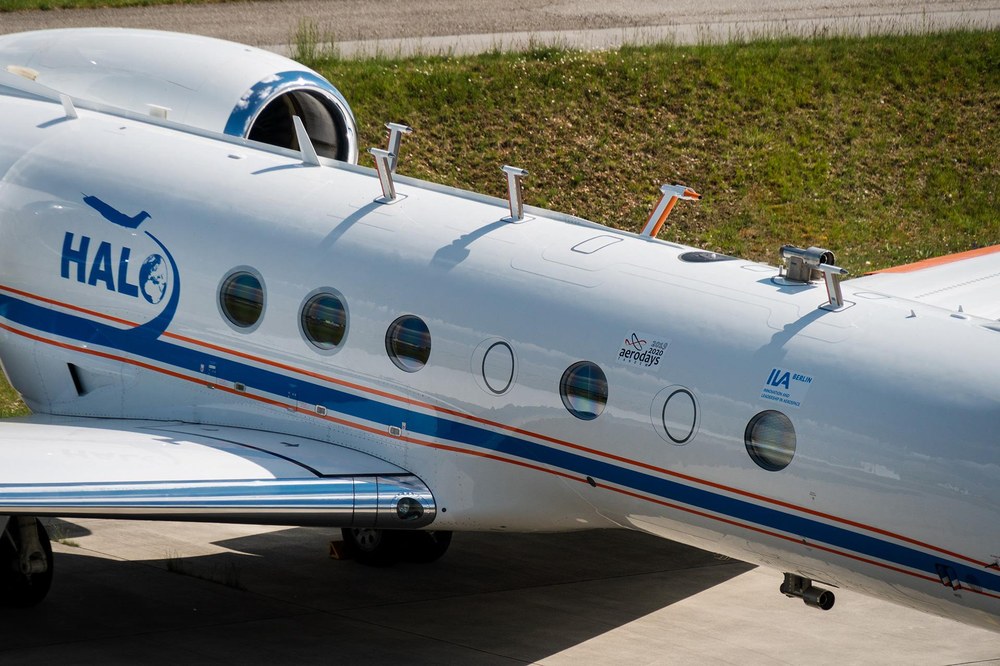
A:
[
  {"left": 2, "top": 318, "right": 998, "bottom": 601},
  {"left": 0, "top": 285, "right": 990, "bottom": 570}
]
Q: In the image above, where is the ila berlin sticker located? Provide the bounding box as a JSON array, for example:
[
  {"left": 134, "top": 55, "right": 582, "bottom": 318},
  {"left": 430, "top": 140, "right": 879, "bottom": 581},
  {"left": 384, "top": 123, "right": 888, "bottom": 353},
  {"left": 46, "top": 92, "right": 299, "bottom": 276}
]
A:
[{"left": 760, "top": 367, "right": 814, "bottom": 408}]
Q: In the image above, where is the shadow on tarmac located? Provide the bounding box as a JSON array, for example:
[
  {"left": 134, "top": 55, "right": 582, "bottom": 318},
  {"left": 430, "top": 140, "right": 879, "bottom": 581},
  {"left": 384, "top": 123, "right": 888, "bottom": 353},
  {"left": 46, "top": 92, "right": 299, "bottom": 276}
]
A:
[{"left": 0, "top": 524, "right": 752, "bottom": 664}]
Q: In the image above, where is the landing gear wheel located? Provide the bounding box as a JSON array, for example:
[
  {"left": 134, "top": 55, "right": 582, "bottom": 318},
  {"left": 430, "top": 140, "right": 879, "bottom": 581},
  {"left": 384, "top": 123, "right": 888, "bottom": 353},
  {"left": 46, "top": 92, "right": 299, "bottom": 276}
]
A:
[
  {"left": 0, "top": 518, "right": 54, "bottom": 608},
  {"left": 340, "top": 529, "right": 453, "bottom": 566},
  {"left": 341, "top": 528, "right": 402, "bottom": 567},
  {"left": 400, "top": 531, "right": 452, "bottom": 563}
]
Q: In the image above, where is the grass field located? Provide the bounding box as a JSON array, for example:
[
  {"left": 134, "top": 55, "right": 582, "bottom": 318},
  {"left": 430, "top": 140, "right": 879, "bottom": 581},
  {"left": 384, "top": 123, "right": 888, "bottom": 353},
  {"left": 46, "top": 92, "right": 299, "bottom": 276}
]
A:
[
  {"left": 303, "top": 30, "right": 998, "bottom": 271},
  {"left": 0, "top": 30, "right": 997, "bottom": 415}
]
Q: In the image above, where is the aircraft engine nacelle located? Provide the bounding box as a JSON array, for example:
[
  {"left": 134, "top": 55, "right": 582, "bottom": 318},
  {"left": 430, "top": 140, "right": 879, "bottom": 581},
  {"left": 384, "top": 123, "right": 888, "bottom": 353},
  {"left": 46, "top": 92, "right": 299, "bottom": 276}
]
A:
[{"left": 0, "top": 28, "right": 358, "bottom": 163}]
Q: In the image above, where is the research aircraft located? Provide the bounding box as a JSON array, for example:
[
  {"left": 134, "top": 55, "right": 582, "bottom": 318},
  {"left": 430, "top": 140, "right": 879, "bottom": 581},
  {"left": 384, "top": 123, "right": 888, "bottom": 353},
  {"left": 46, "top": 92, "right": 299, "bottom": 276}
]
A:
[{"left": 0, "top": 28, "right": 996, "bottom": 632}]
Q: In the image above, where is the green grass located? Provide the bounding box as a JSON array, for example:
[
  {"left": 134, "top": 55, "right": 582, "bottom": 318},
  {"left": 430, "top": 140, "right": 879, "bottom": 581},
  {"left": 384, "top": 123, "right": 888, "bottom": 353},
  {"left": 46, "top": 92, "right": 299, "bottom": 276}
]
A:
[
  {"left": 0, "top": 377, "right": 26, "bottom": 418},
  {"left": 0, "top": 0, "right": 252, "bottom": 11},
  {"left": 302, "top": 30, "right": 998, "bottom": 272},
  {"left": 0, "top": 31, "right": 997, "bottom": 413}
]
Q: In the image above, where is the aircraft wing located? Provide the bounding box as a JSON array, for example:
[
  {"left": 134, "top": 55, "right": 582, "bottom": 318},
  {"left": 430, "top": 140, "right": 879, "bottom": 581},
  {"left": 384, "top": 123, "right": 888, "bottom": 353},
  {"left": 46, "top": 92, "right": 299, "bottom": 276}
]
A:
[
  {"left": 849, "top": 245, "right": 1000, "bottom": 320},
  {"left": 0, "top": 415, "right": 435, "bottom": 527}
]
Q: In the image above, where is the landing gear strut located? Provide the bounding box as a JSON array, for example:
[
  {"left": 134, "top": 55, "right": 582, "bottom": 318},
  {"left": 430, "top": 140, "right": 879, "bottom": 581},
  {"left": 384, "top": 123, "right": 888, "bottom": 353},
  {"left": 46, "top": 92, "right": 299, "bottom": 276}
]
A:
[
  {"left": 340, "top": 528, "right": 452, "bottom": 566},
  {"left": 0, "top": 517, "right": 54, "bottom": 607}
]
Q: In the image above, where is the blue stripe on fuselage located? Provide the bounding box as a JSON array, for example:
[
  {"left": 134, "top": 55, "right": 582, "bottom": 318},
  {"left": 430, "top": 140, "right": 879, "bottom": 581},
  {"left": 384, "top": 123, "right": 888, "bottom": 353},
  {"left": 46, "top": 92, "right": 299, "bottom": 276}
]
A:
[{"left": 1, "top": 291, "right": 997, "bottom": 596}]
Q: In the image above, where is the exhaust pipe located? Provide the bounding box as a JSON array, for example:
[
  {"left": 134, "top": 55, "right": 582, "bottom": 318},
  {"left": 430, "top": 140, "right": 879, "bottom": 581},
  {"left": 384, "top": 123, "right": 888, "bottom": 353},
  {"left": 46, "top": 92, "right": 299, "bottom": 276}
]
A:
[{"left": 781, "top": 572, "right": 836, "bottom": 611}]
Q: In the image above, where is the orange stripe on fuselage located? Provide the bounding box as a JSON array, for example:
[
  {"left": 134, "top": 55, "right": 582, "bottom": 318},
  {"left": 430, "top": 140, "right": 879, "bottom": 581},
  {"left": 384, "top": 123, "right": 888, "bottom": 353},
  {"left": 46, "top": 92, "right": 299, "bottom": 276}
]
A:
[
  {"left": 0, "top": 286, "right": 992, "bottom": 570},
  {"left": 873, "top": 245, "right": 1000, "bottom": 274},
  {"left": 9, "top": 317, "right": 994, "bottom": 598}
]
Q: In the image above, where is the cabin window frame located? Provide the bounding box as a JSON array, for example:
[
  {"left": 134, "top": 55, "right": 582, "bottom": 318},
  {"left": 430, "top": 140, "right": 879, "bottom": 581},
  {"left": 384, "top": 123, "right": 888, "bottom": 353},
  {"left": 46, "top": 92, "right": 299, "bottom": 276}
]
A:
[
  {"left": 299, "top": 288, "right": 349, "bottom": 354},
  {"left": 560, "top": 361, "right": 608, "bottom": 421},
  {"left": 218, "top": 267, "right": 266, "bottom": 333},
  {"left": 744, "top": 410, "right": 796, "bottom": 471},
  {"left": 385, "top": 315, "right": 432, "bottom": 373}
]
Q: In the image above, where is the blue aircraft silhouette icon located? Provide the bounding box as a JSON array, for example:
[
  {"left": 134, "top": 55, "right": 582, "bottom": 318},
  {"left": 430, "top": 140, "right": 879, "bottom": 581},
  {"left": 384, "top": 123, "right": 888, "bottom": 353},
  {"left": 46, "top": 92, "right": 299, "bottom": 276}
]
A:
[{"left": 83, "top": 194, "right": 150, "bottom": 229}]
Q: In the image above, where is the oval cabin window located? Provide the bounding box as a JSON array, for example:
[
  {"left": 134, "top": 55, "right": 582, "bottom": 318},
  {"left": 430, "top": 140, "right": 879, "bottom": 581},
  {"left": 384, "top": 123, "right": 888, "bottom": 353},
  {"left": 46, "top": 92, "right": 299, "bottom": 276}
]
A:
[
  {"left": 560, "top": 361, "right": 608, "bottom": 420},
  {"left": 386, "top": 315, "right": 431, "bottom": 372},
  {"left": 301, "top": 292, "right": 348, "bottom": 350},
  {"left": 220, "top": 271, "right": 265, "bottom": 329},
  {"left": 745, "top": 410, "right": 796, "bottom": 471}
]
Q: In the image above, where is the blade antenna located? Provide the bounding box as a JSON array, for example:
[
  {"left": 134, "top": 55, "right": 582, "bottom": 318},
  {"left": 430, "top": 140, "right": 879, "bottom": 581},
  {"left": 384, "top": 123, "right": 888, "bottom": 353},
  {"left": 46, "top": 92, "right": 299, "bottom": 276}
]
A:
[
  {"left": 59, "top": 94, "right": 78, "bottom": 120},
  {"left": 293, "top": 116, "right": 321, "bottom": 166}
]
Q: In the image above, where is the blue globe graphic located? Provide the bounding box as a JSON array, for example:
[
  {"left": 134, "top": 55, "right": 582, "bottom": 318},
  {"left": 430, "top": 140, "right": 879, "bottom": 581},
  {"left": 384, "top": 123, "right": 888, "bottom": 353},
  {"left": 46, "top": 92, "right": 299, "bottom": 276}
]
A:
[{"left": 139, "top": 254, "right": 168, "bottom": 304}]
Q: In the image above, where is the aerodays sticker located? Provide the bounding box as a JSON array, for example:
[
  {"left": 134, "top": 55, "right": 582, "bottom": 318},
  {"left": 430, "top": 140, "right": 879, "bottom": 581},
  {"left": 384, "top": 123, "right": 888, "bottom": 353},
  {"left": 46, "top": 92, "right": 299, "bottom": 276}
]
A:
[
  {"left": 616, "top": 331, "right": 669, "bottom": 369},
  {"left": 760, "top": 367, "right": 814, "bottom": 408}
]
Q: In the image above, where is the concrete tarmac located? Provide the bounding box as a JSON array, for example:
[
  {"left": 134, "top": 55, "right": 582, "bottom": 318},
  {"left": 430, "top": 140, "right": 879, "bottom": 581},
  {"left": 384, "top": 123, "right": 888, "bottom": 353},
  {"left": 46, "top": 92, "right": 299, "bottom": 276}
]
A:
[{"left": 0, "top": 519, "right": 998, "bottom": 665}]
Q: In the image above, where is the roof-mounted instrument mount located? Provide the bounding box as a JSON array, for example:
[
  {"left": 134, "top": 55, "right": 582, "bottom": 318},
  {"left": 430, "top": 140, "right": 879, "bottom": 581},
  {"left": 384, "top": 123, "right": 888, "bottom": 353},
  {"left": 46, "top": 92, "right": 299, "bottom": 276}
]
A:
[
  {"left": 641, "top": 184, "right": 701, "bottom": 238},
  {"left": 385, "top": 123, "right": 412, "bottom": 173},
  {"left": 371, "top": 123, "right": 413, "bottom": 204},
  {"left": 501, "top": 165, "right": 529, "bottom": 223},
  {"left": 779, "top": 245, "right": 850, "bottom": 311}
]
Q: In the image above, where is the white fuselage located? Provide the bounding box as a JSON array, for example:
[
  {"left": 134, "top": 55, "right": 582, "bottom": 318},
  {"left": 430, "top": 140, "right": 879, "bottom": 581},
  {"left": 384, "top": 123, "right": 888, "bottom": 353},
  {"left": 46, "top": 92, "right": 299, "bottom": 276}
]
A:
[{"left": 0, "top": 75, "right": 997, "bottom": 630}]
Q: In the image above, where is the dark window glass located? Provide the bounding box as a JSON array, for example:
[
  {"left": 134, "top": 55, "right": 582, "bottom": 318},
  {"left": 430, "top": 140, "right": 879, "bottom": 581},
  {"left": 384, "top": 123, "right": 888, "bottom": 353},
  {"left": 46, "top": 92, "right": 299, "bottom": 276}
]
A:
[
  {"left": 302, "top": 293, "right": 347, "bottom": 350},
  {"left": 386, "top": 315, "right": 431, "bottom": 372},
  {"left": 560, "top": 361, "right": 608, "bottom": 420},
  {"left": 745, "top": 410, "right": 796, "bottom": 471},
  {"left": 220, "top": 272, "right": 264, "bottom": 328}
]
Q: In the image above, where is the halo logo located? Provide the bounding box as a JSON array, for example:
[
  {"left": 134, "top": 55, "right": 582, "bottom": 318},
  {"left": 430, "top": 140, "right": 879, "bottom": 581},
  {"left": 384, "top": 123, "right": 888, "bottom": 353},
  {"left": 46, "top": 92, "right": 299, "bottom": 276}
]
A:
[
  {"left": 60, "top": 233, "right": 171, "bottom": 305},
  {"left": 56, "top": 194, "right": 182, "bottom": 339}
]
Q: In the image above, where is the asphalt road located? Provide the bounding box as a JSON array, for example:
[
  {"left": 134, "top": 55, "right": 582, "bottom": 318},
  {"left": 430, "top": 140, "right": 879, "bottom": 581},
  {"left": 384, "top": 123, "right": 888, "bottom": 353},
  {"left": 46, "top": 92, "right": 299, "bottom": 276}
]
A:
[{"left": 1, "top": 0, "right": 998, "bottom": 56}]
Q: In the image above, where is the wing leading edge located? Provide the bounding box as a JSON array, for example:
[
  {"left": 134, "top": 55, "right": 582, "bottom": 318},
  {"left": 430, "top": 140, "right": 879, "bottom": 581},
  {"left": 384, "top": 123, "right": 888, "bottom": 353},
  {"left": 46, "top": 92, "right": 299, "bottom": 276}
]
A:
[
  {"left": 0, "top": 416, "right": 435, "bottom": 528},
  {"left": 851, "top": 245, "right": 1000, "bottom": 319}
]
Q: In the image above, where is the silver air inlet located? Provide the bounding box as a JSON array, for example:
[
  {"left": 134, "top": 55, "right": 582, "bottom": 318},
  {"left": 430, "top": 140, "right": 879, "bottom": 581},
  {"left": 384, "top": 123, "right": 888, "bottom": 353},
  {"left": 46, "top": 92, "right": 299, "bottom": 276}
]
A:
[{"left": 780, "top": 573, "right": 836, "bottom": 611}]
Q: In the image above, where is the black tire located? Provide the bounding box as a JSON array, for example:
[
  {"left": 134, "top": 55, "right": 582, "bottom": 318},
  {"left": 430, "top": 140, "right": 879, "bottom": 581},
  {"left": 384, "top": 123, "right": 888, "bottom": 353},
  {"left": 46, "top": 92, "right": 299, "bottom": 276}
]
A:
[
  {"left": 0, "top": 518, "right": 54, "bottom": 608},
  {"left": 400, "top": 531, "right": 452, "bottom": 563},
  {"left": 340, "top": 528, "right": 402, "bottom": 567}
]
